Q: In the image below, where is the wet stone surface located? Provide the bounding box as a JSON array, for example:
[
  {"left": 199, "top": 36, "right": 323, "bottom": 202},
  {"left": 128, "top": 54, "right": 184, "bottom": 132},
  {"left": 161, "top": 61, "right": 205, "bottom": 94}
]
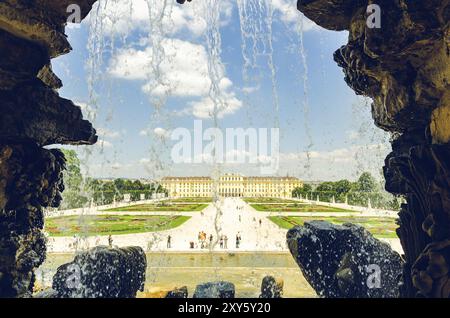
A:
[
  {"left": 52, "top": 246, "right": 146, "bottom": 298},
  {"left": 287, "top": 220, "right": 403, "bottom": 298}
]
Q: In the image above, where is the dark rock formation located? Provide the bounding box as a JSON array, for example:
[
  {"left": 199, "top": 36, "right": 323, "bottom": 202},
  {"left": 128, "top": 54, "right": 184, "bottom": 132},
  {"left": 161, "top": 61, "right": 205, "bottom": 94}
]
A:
[
  {"left": 165, "top": 286, "right": 189, "bottom": 298},
  {"left": 259, "top": 276, "right": 283, "bottom": 298},
  {"left": 295, "top": 0, "right": 450, "bottom": 297},
  {"left": 0, "top": 0, "right": 98, "bottom": 298},
  {"left": 52, "top": 246, "right": 146, "bottom": 298},
  {"left": 287, "top": 221, "right": 403, "bottom": 298},
  {"left": 193, "top": 281, "right": 235, "bottom": 298},
  {"left": 0, "top": 142, "right": 65, "bottom": 297}
]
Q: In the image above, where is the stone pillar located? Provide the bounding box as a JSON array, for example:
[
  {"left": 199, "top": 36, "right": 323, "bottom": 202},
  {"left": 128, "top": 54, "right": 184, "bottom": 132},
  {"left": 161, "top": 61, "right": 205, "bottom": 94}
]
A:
[
  {"left": 296, "top": 0, "right": 449, "bottom": 297},
  {"left": 0, "top": 0, "right": 98, "bottom": 297}
]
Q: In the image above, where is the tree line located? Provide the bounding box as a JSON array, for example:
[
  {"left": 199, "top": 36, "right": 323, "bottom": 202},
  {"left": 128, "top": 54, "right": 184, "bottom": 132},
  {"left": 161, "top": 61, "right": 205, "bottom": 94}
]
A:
[
  {"left": 60, "top": 150, "right": 167, "bottom": 209},
  {"left": 292, "top": 172, "right": 401, "bottom": 210}
]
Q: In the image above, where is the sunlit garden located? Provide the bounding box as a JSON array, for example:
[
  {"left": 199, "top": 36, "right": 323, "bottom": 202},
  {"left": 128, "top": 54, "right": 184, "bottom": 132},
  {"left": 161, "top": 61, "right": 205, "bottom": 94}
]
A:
[
  {"left": 251, "top": 203, "right": 354, "bottom": 213},
  {"left": 268, "top": 216, "right": 398, "bottom": 238},
  {"left": 243, "top": 197, "right": 300, "bottom": 204},
  {"left": 101, "top": 203, "right": 209, "bottom": 212},
  {"left": 45, "top": 215, "right": 191, "bottom": 237}
]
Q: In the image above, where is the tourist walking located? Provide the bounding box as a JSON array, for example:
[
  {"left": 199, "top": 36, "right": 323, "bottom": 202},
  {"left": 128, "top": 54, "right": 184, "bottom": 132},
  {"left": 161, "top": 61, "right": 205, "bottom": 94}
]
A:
[
  {"left": 236, "top": 232, "right": 241, "bottom": 249},
  {"left": 108, "top": 235, "right": 113, "bottom": 248},
  {"left": 219, "top": 235, "right": 224, "bottom": 249},
  {"left": 200, "top": 231, "right": 207, "bottom": 249},
  {"left": 167, "top": 235, "right": 172, "bottom": 249},
  {"left": 224, "top": 235, "right": 228, "bottom": 249},
  {"left": 259, "top": 219, "right": 262, "bottom": 226}
]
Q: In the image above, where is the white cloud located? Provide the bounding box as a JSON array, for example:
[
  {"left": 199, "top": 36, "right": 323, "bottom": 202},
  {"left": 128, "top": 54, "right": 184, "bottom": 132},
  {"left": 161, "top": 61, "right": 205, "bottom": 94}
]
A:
[
  {"left": 88, "top": 0, "right": 233, "bottom": 37},
  {"left": 96, "top": 139, "right": 113, "bottom": 148},
  {"left": 139, "top": 129, "right": 149, "bottom": 136},
  {"left": 85, "top": 142, "right": 389, "bottom": 181},
  {"left": 109, "top": 38, "right": 233, "bottom": 97},
  {"left": 242, "top": 85, "right": 260, "bottom": 94},
  {"left": 271, "top": 0, "right": 318, "bottom": 31},
  {"left": 139, "top": 158, "right": 151, "bottom": 164},
  {"left": 111, "top": 162, "right": 123, "bottom": 170},
  {"left": 153, "top": 127, "right": 170, "bottom": 138},
  {"left": 75, "top": 101, "right": 96, "bottom": 120},
  {"left": 97, "top": 127, "right": 122, "bottom": 139},
  {"left": 139, "top": 127, "right": 169, "bottom": 138},
  {"left": 189, "top": 94, "right": 243, "bottom": 119},
  {"left": 109, "top": 38, "right": 243, "bottom": 119}
]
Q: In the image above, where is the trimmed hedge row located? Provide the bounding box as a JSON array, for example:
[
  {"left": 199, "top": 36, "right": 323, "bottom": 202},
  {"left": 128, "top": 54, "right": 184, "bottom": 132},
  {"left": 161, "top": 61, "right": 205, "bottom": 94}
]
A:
[
  {"left": 294, "top": 191, "right": 400, "bottom": 210},
  {"left": 91, "top": 190, "right": 162, "bottom": 205}
]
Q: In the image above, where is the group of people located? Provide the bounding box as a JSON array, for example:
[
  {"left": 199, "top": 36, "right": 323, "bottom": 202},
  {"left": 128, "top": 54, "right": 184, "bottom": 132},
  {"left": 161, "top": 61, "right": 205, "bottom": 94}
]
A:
[
  {"left": 187, "top": 231, "right": 213, "bottom": 249},
  {"left": 186, "top": 232, "right": 243, "bottom": 250},
  {"left": 218, "top": 235, "right": 229, "bottom": 249}
]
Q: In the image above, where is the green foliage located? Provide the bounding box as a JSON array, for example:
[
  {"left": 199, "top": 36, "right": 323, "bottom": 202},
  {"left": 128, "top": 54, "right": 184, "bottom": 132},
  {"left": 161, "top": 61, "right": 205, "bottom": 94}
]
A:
[
  {"left": 292, "top": 184, "right": 312, "bottom": 197},
  {"left": 357, "top": 172, "right": 377, "bottom": 192},
  {"left": 60, "top": 149, "right": 88, "bottom": 209},
  {"left": 291, "top": 172, "right": 401, "bottom": 210},
  {"left": 59, "top": 150, "right": 168, "bottom": 209},
  {"left": 334, "top": 179, "right": 352, "bottom": 195},
  {"left": 316, "top": 182, "right": 335, "bottom": 192}
]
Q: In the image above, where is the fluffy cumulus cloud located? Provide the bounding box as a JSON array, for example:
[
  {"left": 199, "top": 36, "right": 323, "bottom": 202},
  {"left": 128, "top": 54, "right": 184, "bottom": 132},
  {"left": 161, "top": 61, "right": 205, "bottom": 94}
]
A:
[
  {"left": 153, "top": 127, "right": 170, "bottom": 138},
  {"left": 271, "top": 0, "right": 318, "bottom": 31},
  {"left": 276, "top": 143, "right": 390, "bottom": 180},
  {"left": 96, "top": 139, "right": 113, "bottom": 148},
  {"left": 96, "top": 127, "right": 122, "bottom": 139},
  {"left": 88, "top": 0, "right": 316, "bottom": 37},
  {"left": 109, "top": 38, "right": 243, "bottom": 119},
  {"left": 88, "top": 0, "right": 233, "bottom": 37},
  {"left": 188, "top": 95, "right": 243, "bottom": 119}
]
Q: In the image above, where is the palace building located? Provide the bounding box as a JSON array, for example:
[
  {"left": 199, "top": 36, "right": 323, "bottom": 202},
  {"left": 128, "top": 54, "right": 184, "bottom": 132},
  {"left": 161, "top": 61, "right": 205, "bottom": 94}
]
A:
[{"left": 160, "top": 173, "right": 303, "bottom": 198}]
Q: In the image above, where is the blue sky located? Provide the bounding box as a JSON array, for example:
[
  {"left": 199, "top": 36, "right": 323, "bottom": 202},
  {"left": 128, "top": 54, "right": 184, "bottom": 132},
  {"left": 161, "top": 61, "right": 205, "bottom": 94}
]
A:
[{"left": 52, "top": 0, "right": 390, "bottom": 181}]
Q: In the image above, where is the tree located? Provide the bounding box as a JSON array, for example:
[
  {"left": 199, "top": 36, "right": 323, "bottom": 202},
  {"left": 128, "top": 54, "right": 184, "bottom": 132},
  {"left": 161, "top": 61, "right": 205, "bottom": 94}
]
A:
[
  {"left": 316, "top": 182, "right": 335, "bottom": 192},
  {"left": 114, "top": 178, "right": 126, "bottom": 191},
  {"left": 60, "top": 149, "right": 88, "bottom": 209},
  {"left": 335, "top": 179, "right": 352, "bottom": 195},
  {"left": 292, "top": 184, "right": 312, "bottom": 197},
  {"left": 357, "top": 172, "right": 377, "bottom": 192}
]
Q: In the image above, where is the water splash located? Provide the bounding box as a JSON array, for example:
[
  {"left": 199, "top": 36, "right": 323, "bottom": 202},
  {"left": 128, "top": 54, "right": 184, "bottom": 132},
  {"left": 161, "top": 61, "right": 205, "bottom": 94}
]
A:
[
  {"left": 200, "top": 0, "right": 225, "bottom": 256},
  {"left": 295, "top": 14, "right": 313, "bottom": 180},
  {"left": 237, "top": 0, "right": 280, "bottom": 174}
]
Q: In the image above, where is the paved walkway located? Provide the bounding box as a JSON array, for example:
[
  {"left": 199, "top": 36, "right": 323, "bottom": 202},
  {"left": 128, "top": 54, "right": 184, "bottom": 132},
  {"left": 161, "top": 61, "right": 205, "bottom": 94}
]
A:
[{"left": 46, "top": 198, "right": 403, "bottom": 254}]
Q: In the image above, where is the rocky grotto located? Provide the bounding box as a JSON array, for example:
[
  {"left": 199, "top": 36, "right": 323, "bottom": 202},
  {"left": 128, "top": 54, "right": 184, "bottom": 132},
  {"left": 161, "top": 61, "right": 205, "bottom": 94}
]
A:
[
  {"left": 0, "top": 0, "right": 449, "bottom": 298},
  {"left": 294, "top": 0, "right": 450, "bottom": 298}
]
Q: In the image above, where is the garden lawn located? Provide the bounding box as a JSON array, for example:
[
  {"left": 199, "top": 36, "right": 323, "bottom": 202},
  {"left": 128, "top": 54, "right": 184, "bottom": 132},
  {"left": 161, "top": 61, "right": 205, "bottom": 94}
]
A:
[
  {"left": 45, "top": 215, "right": 191, "bottom": 237},
  {"left": 243, "top": 197, "right": 299, "bottom": 204},
  {"left": 251, "top": 203, "right": 354, "bottom": 213},
  {"left": 167, "top": 197, "right": 213, "bottom": 203},
  {"left": 268, "top": 216, "right": 398, "bottom": 238},
  {"left": 101, "top": 203, "right": 208, "bottom": 212}
]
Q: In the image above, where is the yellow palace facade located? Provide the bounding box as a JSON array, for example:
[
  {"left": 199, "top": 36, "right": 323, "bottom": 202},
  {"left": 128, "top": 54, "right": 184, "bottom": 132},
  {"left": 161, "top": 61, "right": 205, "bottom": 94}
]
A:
[{"left": 160, "top": 173, "right": 303, "bottom": 198}]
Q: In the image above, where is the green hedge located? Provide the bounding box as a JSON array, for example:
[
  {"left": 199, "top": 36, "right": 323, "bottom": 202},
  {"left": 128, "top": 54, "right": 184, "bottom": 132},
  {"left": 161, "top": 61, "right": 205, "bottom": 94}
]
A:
[
  {"left": 293, "top": 191, "right": 400, "bottom": 210},
  {"left": 91, "top": 190, "right": 158, "bottom": 205}
]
